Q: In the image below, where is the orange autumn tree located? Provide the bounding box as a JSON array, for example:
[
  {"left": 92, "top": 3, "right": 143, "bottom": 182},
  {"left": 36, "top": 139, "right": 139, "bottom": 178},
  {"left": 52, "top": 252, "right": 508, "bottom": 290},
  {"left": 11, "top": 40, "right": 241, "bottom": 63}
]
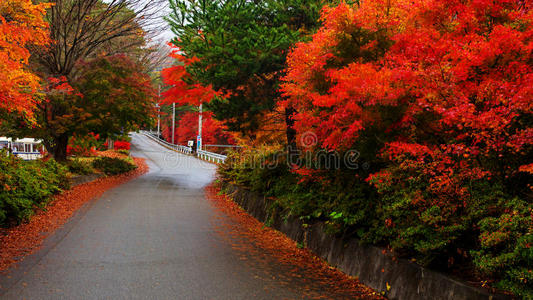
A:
[{"left": 0, "top": 0, "right": 50, "bottom": 117}]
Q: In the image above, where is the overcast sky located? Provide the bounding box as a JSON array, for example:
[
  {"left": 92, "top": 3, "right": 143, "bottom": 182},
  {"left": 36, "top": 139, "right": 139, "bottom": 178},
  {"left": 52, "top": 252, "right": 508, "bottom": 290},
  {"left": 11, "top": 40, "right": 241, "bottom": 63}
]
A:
[
  {"left": 160, "top": 28, "right": 175, "bottom": 44},
  {"left": 105, "top": 0, "right": 175, "bottom": 44},
  {"left": 157, "top": 2, "right": 175, "bottom": 43}
]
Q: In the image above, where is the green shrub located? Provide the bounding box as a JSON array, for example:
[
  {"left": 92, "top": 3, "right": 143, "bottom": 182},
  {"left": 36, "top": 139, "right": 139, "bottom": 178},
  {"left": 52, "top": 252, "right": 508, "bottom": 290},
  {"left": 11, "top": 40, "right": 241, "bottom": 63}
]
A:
[
  {"left": 115, "top": 149, "right": 130, "bottom": 156},
  {"left": 67, "top": 158, "right": 94, "bottom": 175},
  {"left": 369, "top": 165, "right": 533, "bottom": 298},
  {"left": 92, "top": 157, "right": 136, "bottom": 175},
  {"left": 220, "top": 147, "right": 379, "bottom": 232},
  {"left": 0, "top": 154, "right": 69, "bottom": 226},
  {"left": 471, "top": 197, "right": 532, "bottom": 297}
]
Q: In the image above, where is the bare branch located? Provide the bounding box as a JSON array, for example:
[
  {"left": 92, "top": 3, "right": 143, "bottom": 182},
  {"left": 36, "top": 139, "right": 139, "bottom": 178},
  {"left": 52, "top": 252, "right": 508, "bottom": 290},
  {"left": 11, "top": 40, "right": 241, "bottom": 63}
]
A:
[{"left": 33, "top": 0, "right": 167, "bottom": 78}]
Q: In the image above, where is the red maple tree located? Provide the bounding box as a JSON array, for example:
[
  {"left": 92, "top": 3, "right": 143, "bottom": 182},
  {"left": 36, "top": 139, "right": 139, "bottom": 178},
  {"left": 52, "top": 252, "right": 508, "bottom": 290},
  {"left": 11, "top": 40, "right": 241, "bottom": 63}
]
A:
[
  {"left": 161, "top": 46, "right": 235, "bottom": 146},
  {"left": 281, "top": 2, "right": 532, "bottom": 294},
  {"left": 161, "top": 47, "right": 221, "bottom": 107},
  {"left": 162, "top": 111, "right": 235, "bottom": 146},
  {"left": 282, "top": 0, "right": 532, "bottom": 191}
]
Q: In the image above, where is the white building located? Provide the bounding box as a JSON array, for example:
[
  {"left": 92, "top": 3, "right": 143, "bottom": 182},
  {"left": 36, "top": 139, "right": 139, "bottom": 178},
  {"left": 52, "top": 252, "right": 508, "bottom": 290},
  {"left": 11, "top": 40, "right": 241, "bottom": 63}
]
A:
[{"left": 0, "top": 137, "right": 44, "bottom": 160}]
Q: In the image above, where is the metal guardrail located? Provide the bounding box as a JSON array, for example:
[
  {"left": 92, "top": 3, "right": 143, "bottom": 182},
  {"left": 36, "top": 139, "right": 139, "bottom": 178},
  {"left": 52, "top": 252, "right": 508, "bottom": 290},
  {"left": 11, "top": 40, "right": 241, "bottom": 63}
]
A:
[
  {"left": 140, "top": 131, "right": 193, "bottom": 155},
  {"left": 139, "top": 130, "right": 228, "bottom": 164},
  {"left": 197, "top": 150, "right": 227, "bottom": 164}
]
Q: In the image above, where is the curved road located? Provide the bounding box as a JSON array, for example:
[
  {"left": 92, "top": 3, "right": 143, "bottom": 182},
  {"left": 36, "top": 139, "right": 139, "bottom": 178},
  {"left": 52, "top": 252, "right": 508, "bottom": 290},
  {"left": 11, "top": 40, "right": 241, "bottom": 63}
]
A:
[{"left": 0, "top": 134, "right": 366, "bottom": 299}]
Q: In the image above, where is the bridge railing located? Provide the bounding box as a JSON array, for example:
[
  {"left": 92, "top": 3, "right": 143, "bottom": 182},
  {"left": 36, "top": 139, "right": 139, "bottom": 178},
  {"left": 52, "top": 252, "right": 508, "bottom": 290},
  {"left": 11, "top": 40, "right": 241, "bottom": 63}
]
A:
[{"left": 140, "top": 131, "right": 193, "bottom": 155}]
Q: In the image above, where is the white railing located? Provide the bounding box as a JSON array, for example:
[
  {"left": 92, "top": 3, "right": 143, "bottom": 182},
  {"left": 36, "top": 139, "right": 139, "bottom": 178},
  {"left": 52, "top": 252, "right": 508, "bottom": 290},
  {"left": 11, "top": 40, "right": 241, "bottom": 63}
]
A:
[
  {"left": 197, "top": 150, "right": 227, "bottom": 164},
  {"left": 139, "top": 130, "right": 228, "bottom": 163},
  {"left": 140, "top": 131, "right": 193, "bottom": 155},
  {"left": 2, "top": 136, "right": 43, "bottom": 160}
]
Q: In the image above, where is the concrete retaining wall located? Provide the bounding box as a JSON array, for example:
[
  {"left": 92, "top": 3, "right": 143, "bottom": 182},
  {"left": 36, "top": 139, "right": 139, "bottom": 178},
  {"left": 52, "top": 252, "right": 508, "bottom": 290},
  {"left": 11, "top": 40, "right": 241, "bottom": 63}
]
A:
[{"left": 222, "top": 183, "right": 511, "bottom": 300}]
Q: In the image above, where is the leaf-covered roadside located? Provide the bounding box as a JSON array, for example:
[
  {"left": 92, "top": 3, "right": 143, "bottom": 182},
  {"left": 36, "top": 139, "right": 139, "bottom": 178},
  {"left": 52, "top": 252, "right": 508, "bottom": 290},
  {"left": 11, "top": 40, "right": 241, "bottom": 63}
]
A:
[
  {"left": 0, "top": 157, "right": 148, "bottom": 273},
  {"left": 206, "top": 184, "right": 385, "bottom": 299}
]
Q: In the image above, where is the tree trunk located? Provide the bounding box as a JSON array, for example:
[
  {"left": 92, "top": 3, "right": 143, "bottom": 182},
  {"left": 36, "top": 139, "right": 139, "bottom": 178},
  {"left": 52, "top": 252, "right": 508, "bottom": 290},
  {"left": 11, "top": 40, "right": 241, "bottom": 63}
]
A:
[
  {"left": 107, "top": 138, "right": 114, "bottom": 150},
  {"left": 53, "top": 135, "right": 69, "bottom": 162},
  {"left": 285, "top": 105, "right": 299, "bottom": 166},
  {"left": 285, "top": 105, "right": 298, "bottom": 150}
]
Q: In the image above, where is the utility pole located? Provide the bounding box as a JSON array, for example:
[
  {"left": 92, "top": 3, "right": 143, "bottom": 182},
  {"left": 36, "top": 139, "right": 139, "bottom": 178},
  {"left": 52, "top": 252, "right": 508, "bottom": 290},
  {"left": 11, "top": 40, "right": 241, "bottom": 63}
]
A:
[
  {"left": 197, "top": 103, "right": 203, "bottom": 151},
  {"left": 157, "top": 85, "right": 161, "bottom": 138},
  {"left": 156, "top": 104, "right": 161, "bottom": 138},
  {"left": 172, "top": 102, "right": 176, "bottom": 145}
]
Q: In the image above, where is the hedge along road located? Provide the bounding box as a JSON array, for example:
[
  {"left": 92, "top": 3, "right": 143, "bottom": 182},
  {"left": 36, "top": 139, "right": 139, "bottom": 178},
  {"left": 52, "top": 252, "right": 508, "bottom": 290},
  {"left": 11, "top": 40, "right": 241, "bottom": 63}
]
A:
[{"left": 0, "top": 133, "right": 373, "bottom": 299}]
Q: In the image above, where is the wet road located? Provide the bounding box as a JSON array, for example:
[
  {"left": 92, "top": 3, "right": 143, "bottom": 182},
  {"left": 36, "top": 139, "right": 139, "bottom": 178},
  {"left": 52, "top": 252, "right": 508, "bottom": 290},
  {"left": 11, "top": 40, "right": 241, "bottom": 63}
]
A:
[{"left": 0, "top": 133, "right": 358, "bottom": 299}]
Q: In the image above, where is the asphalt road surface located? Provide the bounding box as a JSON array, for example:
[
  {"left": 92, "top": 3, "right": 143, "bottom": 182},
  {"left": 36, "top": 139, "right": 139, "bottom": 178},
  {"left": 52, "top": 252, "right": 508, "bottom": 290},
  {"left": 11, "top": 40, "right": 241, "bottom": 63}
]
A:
[{"left": 0, "top": 133, "right": 362, "bottom": 299}]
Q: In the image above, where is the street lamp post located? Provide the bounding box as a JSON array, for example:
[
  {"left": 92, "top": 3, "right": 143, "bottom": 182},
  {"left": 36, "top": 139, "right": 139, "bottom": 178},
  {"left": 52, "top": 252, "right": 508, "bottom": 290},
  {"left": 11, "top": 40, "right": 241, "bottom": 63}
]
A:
[{"left": 156, "top": 103, "right": 160, "bottom": 138}]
